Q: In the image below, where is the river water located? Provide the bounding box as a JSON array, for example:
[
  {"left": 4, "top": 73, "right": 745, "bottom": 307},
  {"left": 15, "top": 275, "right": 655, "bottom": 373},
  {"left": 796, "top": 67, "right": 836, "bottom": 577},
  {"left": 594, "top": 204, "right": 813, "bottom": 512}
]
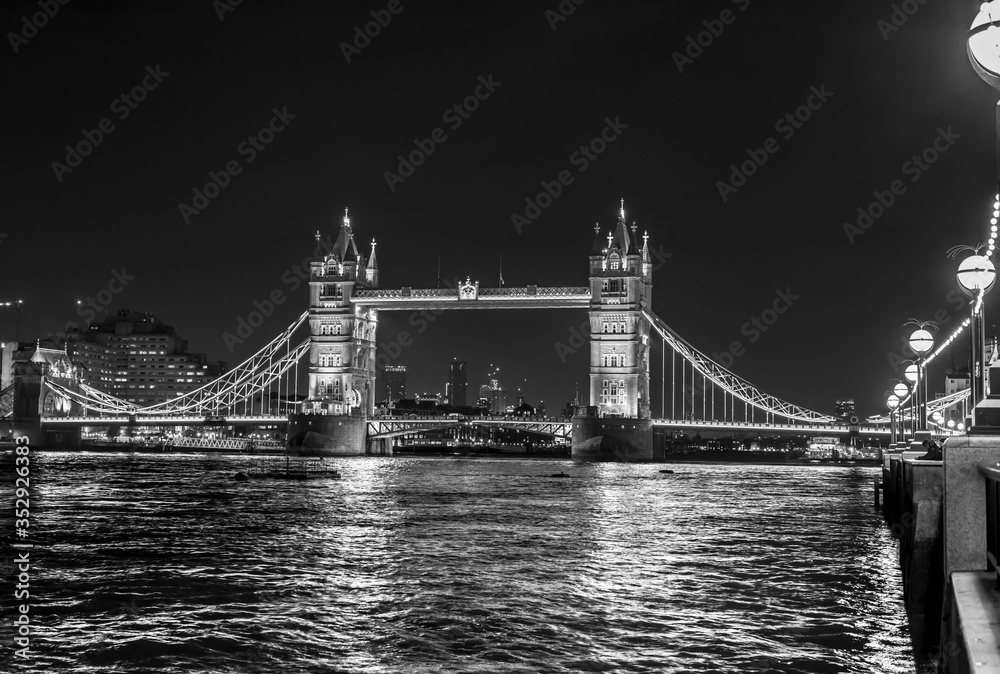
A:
[{"left": 7, "top": 452, "right": 925, "bottom": 673}]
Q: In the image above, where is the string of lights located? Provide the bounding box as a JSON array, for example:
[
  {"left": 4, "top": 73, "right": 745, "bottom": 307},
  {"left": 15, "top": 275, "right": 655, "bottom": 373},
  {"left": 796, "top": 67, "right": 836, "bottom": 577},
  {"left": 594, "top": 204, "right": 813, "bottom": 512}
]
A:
[{"left": 886, "top": 195, "right": 998, "bottom": 429}]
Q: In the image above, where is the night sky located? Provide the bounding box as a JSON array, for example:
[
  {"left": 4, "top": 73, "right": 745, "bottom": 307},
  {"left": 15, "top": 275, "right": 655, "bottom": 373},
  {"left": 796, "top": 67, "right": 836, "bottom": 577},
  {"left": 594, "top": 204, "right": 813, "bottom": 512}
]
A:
[{"left": 1, "top": 0, "right": 995, "bottom": 419}]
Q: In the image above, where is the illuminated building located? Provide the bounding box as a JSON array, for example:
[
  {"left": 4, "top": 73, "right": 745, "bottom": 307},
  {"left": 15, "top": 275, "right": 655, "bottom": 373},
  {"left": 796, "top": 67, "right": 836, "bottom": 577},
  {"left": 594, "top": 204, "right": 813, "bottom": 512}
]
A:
[
  {"left": 448, "top": 361, "right": 467, "bottom": 407},
  {"left": 384, "top": 365, "right": 406, "bottom": 403},
  {"left": 65, "top": 309, "right": 226, "bottom": 406}
]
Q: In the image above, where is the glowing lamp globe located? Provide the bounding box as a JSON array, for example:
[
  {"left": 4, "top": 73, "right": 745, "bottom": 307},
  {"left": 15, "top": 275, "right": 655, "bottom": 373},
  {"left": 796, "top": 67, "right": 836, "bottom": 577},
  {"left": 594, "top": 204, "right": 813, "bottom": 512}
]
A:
[
  {"left": 909, "top": 329, "right": 934, "bottom": 356},
  {"left": 948, "top": 419, "right": 956, "bottom": 428},
  {"left": 904, "top": 363, "right": 919, "bottom": 383},
  {"left": 957, "top": 254, "right": 997, "bottom": 296},
  {"left": 933, "top": 412, "right": 944, "bottom": 423},
  {"left": 893, "top": 382, "right": 909, "bottom": 399},
  {"left": 969, "top": 2, "right": 1000, "bottom": 89},
  {"left": 886, "top": 394, "right": 900, "bottom": 410}
]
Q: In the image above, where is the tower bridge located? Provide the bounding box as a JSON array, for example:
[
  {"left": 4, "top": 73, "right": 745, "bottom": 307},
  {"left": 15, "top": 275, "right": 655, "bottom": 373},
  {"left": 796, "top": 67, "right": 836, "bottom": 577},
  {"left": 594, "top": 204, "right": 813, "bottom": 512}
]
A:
[{"left": 14, "top": 200, "right": 965, "bottom": 459}]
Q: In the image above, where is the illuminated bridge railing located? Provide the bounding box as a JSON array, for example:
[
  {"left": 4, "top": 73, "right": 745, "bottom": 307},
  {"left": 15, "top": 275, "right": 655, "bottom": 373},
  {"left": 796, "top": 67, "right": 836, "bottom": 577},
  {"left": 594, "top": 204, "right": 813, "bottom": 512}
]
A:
[
  {"left": 367, "top": 416, "right": 573, "bottom": 439},
  {"left": 351, "top": 286, "right": 591, "bottom": 309},
  {"left": 41, "top": 414, "right": 290, "bottom": 425},
  {"left": 651, "top": 419, "right": 890, "bottom": 435}
]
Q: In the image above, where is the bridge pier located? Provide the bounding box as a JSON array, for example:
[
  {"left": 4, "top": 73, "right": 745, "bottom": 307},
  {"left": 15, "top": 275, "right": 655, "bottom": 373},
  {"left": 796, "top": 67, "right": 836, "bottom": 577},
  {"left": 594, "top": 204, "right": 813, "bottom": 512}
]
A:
[
  {"left": 366, "top": 436, "right": 393, "bottom": 456},
  {"left": 9, "top": 420, "right": 44, "bottom": 447},
  {"left": 571, "top": 415, "right": 653, "bottom": 462},
  {"left": 286, "top": 412, "right": 367, "bottom": 456}
]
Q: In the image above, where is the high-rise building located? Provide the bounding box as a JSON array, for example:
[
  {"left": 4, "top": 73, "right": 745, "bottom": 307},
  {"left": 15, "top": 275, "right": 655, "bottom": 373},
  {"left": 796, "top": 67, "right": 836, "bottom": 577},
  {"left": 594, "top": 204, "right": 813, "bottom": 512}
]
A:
[
  {"left": 835, "top": 399, "right": 856, "bottom": 420},
  {"left": 384, "top": 365, "right": 406, "bottom": 403},
  {"left": 65, "top": 309, "right": 226, "bottom": 406},
  {"left": 448, "top": 361, "right": 467, "bottom": 407}
]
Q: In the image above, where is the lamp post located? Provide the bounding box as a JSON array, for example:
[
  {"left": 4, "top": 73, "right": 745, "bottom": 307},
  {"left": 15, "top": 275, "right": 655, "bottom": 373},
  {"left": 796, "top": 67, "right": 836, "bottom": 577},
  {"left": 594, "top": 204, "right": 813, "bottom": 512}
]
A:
[
  {"left": 904, "top": 363, "right": 919, "bottom": 439},
  {"left": 908, "top": 327, "right": 935, "bottom": 431},
  {"left": 956, "top": 255, "right": 996, "bottom": 407},
  {"left": 886, "top": 392, "right": 901, "bottom": 444},
  {"left": 893, "top": 381, "right": 910, "bottom": 441},
  {"left": 967, "top": 4, "right": 1000, "bottom": 408}
]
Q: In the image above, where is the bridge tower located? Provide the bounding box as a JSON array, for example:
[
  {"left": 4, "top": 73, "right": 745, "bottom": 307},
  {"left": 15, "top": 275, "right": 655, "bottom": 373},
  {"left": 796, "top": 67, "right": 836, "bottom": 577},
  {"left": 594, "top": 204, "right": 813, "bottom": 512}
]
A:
[
  {"left": 286, "top": 209, "right": 380, "bottom": 456},
  {"left": 572, "top": 199, "right": 655, "bottom": 461}
]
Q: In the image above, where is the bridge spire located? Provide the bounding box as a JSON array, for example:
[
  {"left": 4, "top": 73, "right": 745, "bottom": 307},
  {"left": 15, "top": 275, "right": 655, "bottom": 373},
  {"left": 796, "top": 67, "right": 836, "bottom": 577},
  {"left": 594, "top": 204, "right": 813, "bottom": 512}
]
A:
[
  {"left": 611, "top": 199, "right": 631, "bottom": 253},
  {"left": 590, "top": 222, "right": 605, "bottom": 255}
]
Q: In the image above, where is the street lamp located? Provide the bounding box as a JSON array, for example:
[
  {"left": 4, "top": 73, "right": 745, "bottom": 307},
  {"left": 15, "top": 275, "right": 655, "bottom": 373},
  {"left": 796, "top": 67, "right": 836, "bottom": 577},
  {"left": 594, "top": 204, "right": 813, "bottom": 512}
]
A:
[
  {"left": 968, "top": 3, "right": 1000, "bottom": 89},
  {"left": 967, "top": 5, "right": 1000, "bottom": 408},
  {"left": 907, "top": 324, "right": 935, "bottom": 431},
  {"left": 956, "top": 254, "right": 997, "bottom": 406},
  {"left": 893, "top": 381, "right": 910, "bottom": 440},
  {"left": 886, "top": 392, "right": 900, "bottom": 444}
]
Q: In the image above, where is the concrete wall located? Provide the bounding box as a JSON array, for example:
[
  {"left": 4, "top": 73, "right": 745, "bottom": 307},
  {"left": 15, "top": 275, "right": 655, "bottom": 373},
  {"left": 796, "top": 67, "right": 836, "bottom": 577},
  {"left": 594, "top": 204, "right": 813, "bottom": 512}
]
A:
[
  {"left": 900, "top": 458, "right": 943, "bottom": 648},
  {"left": 942, "top": 435, "right": 998, "bottom": 581}
]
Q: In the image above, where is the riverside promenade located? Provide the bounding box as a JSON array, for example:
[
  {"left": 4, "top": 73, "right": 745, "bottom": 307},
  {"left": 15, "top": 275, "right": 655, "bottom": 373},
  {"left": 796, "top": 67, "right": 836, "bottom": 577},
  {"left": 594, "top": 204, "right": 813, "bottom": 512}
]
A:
[{"left": 882, "top": 422, "right": 1000, "bottom": 671}]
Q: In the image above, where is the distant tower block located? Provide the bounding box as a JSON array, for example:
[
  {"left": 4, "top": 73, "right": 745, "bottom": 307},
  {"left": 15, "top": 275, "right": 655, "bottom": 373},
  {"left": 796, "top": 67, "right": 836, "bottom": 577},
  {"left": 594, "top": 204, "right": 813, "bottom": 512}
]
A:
[
  {"left": 572, "top": 199, "right": 655, "bottom": 461},
  {"left": 286, "top": 208, "right": 381, "bottom": 456}
]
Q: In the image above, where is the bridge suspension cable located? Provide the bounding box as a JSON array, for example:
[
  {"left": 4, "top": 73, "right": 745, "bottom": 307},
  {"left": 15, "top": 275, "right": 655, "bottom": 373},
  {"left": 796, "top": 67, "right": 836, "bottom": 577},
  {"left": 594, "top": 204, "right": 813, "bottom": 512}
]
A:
[
  {"left": 46, "top": 311, "right": 310, "bottom": 417},
  {"left": 643, "top": 309, "right": 836, "bottom": 424}
]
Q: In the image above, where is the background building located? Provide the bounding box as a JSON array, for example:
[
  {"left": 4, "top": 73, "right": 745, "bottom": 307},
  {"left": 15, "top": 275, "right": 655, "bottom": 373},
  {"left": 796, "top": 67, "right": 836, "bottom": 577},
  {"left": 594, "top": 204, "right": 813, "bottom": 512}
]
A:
[
  {"left": 834, "top": 399, "right": 856, "bottom": 420},
  {"left": 384, "top": 365, "right": 406, "bottom": 404},
  {"left": 448, "top": 361, "right": 467, "bottom": 407},
  {"left": 65, "top": 309, "right": 226, "bottom": 406}
]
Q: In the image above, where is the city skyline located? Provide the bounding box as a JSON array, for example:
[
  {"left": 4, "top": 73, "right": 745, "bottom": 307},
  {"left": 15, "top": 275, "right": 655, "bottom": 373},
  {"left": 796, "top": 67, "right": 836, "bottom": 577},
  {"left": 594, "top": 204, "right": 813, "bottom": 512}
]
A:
[{"left": 2, "top": 3, "right": 998, "bottom": 418}]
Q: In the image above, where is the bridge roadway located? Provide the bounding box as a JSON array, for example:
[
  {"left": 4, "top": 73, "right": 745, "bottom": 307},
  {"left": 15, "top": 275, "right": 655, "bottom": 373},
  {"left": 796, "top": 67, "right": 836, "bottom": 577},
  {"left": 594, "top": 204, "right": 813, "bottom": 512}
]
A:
[
  {"left": 349, "top": 286, "right": 591, "bottom": 310},
  {"left": 40, "top": 414, "right": 891, "bottom": 436},
  {"left": 41, "top": 415, "right": 291, "bottom": 426},
  {"left": 651, "top": 419, "right": 890, "bottom": 436}
]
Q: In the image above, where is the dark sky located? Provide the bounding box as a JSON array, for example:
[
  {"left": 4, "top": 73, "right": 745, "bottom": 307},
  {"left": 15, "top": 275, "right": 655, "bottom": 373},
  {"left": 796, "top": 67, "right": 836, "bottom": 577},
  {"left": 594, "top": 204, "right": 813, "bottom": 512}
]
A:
[{"left": 1, "top": 0, "right": 996, "bottom": 419}]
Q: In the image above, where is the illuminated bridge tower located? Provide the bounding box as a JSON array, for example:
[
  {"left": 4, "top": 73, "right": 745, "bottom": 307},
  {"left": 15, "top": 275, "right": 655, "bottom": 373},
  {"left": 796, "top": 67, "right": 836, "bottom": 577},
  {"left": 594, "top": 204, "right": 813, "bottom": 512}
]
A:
[
  {"left": 572, "top": 199, "right": 655, "bottom": 461},
  {"left": 286, "top": 209, "right": 380, "bottom": 456}
]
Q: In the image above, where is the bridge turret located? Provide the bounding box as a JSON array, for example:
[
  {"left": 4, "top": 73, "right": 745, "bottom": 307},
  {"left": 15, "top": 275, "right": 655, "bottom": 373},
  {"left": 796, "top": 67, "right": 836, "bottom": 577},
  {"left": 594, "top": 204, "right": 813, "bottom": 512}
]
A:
[
  {"left": 587, "top": 199, "right": 651, "bottom": 420},
  {"left": 290, "top": 208, "right": 380, "bottom": 455}
]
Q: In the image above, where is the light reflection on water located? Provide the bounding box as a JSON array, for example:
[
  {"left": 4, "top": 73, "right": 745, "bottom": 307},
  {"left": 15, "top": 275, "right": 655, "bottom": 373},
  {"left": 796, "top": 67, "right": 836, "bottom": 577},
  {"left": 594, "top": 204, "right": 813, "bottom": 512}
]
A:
[{"left": 13, "top": 453, "right": 921, "bottom": 673}]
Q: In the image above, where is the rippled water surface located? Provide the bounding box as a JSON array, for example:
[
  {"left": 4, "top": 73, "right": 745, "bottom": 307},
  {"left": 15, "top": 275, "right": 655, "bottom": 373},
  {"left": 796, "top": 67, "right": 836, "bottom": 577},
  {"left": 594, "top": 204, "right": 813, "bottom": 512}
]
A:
[{"left": 9, "top": 453, "right": 922, "bottom": 673}]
